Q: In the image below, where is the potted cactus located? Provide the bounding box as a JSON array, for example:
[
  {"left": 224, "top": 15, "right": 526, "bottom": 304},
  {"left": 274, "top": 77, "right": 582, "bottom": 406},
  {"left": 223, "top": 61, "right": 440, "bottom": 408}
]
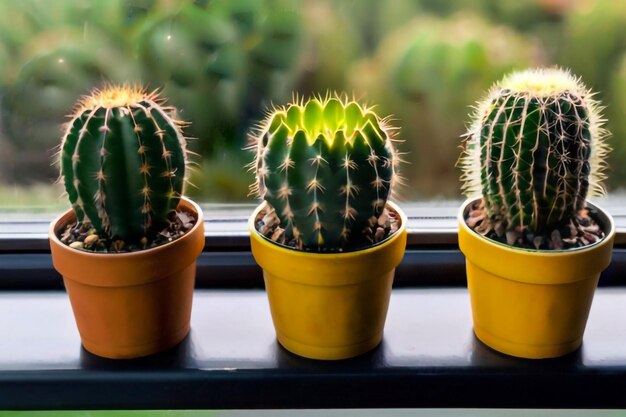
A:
[
  {"left": 48, "top": 85, "right": 205, "bottom": 359},
  {"left": 458, "top": 68, "right": 615, "bottom": 359},
  {"left": 248, "top": 94, "right": 407, "bottom": 360}
]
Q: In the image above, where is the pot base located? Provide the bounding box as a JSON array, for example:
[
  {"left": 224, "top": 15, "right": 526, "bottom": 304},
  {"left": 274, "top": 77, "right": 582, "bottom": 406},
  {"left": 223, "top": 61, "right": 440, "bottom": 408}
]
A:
[
  {"left": 277, "top": 331, "right": 383, "bottom": 361},
  {"left": 473, "top": 324, "right": 582, "bottom": 359},
  {"left": 81, "top": 324, "right": 190, "bottom": 359}
]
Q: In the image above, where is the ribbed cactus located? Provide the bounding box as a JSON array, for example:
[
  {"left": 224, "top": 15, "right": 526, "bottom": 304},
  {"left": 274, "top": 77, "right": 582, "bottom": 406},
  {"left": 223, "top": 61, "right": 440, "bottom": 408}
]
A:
[
  {"left": 460, "top": 68, "right": 609, "bottom": 235},
  {"left": 251, "top": 95, "right": 400, "bottom": 251},
  {"left": 60, "top": 86, "right": 189, "bottom": 243}
]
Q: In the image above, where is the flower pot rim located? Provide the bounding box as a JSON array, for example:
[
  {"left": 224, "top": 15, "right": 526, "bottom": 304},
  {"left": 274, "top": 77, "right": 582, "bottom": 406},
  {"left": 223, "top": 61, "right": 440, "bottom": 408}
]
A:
[
  {"left": 49, "top": 196, "right": 205, "bottom": 287},
  {"left": 248, "top": 200, "right": 408, "bottom": 259},
  {"left": 49, "top": 196, "right": 204, "bottom": 259},
  {"left": 458, "top": 196, "right": 615, "bottom": 256}
]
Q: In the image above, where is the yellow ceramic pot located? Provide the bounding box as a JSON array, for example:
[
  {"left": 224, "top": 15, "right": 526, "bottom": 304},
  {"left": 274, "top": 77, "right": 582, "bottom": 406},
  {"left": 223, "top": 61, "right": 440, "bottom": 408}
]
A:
[
  {"left": 249, "top": 202, "right": 407, "bottom": 360},
  {"left": 458, "top": 197, "right": 615, "bottom": 359},
  {"left": 49, "top": 197, "right": 205, "bottom": 359}
]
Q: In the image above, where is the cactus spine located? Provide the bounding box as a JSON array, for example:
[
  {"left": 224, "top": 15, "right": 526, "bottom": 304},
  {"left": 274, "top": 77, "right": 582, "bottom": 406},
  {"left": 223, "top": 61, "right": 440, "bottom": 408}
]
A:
[
  {"left": 251, "top": 94, "right": 400, "bottom": 251},
  {"left": 60, "top": 85, "right": 189, "bottom": 243},
  {"left": 460, "top": 68, "right": 609, "bottom": 235}
]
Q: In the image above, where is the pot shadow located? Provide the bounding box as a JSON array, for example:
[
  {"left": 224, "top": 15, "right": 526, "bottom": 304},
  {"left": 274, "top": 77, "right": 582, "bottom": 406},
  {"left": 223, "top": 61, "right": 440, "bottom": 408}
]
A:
[
  {"left": 79, "top": 330, "right": 198, "bottom": 370},
  {"left": 274, "top": 338, "right": 389, "bottom": 371},
  {"left": 469, "top": 331, "right": 584, "bottom": 370}
]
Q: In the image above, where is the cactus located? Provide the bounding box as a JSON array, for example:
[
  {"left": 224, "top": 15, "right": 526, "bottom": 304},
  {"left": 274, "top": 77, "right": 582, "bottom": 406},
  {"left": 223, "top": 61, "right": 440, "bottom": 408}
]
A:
[
  {"left": 59, "top": 86, "right": 189, "bottom": 243},
  {"left": 460, "top": 68, "right": 609, "bottom": 235},
  {"left": 251, "top": 94, "right": 401, "bottom": 251}
]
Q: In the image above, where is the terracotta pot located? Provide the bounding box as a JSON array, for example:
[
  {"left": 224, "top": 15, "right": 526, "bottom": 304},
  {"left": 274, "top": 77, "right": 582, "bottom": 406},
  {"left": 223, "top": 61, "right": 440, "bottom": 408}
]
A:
[
  {"left": 249, "top": 201, "right": 407, "bottom": 360},
  {"left": 458, "top": 197, "right": 615, "bottom": 359},
  {"left": 49, "top": 197, "right": 205, "bottom": 359}
]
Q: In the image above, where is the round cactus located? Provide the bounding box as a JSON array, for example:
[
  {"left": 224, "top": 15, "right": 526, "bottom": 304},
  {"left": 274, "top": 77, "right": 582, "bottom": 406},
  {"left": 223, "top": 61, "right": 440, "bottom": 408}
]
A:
[
  {"left": 461, "top": 69, "right": 608, "bottom": 234},
  {"left": 59, "top": 85, "right": 189, "bottom": 243},
  {"left": 251, "top": 94, "right": 401, "bottom": 251},
  {"left": 460, "top": 68, "right": 609, "bottom": 235}
]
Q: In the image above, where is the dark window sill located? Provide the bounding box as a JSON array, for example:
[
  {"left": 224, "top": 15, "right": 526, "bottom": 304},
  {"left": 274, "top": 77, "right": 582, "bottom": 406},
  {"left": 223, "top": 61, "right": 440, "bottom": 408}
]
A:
[
  {"left": 2, "top": 288, "right": 626, "bottom": 410},
  {"left": 3, "top": 200, "right": 626, "bottom": 410}
]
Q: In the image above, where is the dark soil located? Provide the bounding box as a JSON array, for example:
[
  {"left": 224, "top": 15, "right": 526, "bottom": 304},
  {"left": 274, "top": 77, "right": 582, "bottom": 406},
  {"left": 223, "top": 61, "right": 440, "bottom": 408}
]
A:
[
  {"left": 465, "top": 199, "right": 605, "bottom": 250},
  {"left": 255, "top": 206, "right": 401, "bottom": 253},
  {"left": 59, "top": 210, "right": 196, "bottom": 253}
]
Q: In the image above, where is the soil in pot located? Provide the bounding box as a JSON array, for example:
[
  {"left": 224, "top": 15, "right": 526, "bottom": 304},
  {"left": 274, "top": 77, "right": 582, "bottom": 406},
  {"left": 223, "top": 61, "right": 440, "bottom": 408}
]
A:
[
  {"left": 464, "top": 199, "right": 606, "bottom": 250},
  {"left": 254, "top": 206, "right": 401, "bottom": 252},
  {"left": 58, "top": 209, "right": 197, "bottom": 253}
]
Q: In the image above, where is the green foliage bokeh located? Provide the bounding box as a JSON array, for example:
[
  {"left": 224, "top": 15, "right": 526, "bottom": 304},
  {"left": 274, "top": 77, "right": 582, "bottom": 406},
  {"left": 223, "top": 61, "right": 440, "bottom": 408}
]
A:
[{"left": 0, "top": 0, "right": 624, "bottom": 202}]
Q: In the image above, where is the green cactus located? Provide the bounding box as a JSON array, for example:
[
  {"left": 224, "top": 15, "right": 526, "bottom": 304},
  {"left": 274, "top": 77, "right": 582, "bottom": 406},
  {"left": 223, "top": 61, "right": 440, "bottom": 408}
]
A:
[
  {"left": 60, "top": 86, "right": 189, "bottom": 243},
  {"left": 460, "top": 68, "right": 609, "bottom": 235},
  {"left": 251, "top": 94, "right": 400, "bottom": 251}
]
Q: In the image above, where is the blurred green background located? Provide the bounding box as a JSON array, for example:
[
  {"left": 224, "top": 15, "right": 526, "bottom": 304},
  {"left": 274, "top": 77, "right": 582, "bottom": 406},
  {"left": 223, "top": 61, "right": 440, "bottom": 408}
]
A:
[{"left": 0, "top": 0, "right": 624, "bottom": 207}]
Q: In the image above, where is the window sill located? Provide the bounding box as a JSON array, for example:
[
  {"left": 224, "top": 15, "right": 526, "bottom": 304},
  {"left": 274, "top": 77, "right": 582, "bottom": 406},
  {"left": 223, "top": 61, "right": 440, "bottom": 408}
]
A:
[
  {"left": 2, "top": 288, "right": 626, "bottom": 410},
  {"left": 3, "top": 199, "right": 626, "bottom": 410}
]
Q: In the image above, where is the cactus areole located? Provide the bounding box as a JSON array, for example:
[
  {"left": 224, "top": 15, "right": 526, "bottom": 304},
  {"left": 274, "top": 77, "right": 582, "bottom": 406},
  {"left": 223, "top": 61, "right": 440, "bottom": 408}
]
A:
[
  {"left": 60, "top": 86, "right": 189, "bottom": 244},
  {"left": 251, "top": 95, "right": 401, "bottom": 251},
  {"left": 460, "top": 68, "right": 610, "bottom": 238}
]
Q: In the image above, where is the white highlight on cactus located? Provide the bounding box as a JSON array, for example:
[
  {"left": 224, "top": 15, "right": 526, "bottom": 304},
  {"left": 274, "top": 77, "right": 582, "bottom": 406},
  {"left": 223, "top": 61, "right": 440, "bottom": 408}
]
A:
[
  {"left": 306, "top": 179, "right": 325, "bottom": 193},
  {"left": 309, "top": 154, "right": 328, "bottom": 166},
  {"left": 343, "top": 157, "right": 357, "bottom": 170},
  {"left": 128, "top": 104, "right": 153, "bottom": 233},
  {"left": 278, "top": 184, "right": 292, "bottom": 199},
  {"left": 94, "top": 108, "right": 112, "bottom": 232},
  {"left": 503, "top": 67, "right": 585, "bottom": 97},
  {"left": 512, "top": 98, "right": 530, "bottom": 229},
  {"left": 278, "top": 156, "right": 294, "bottom": 172}
]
